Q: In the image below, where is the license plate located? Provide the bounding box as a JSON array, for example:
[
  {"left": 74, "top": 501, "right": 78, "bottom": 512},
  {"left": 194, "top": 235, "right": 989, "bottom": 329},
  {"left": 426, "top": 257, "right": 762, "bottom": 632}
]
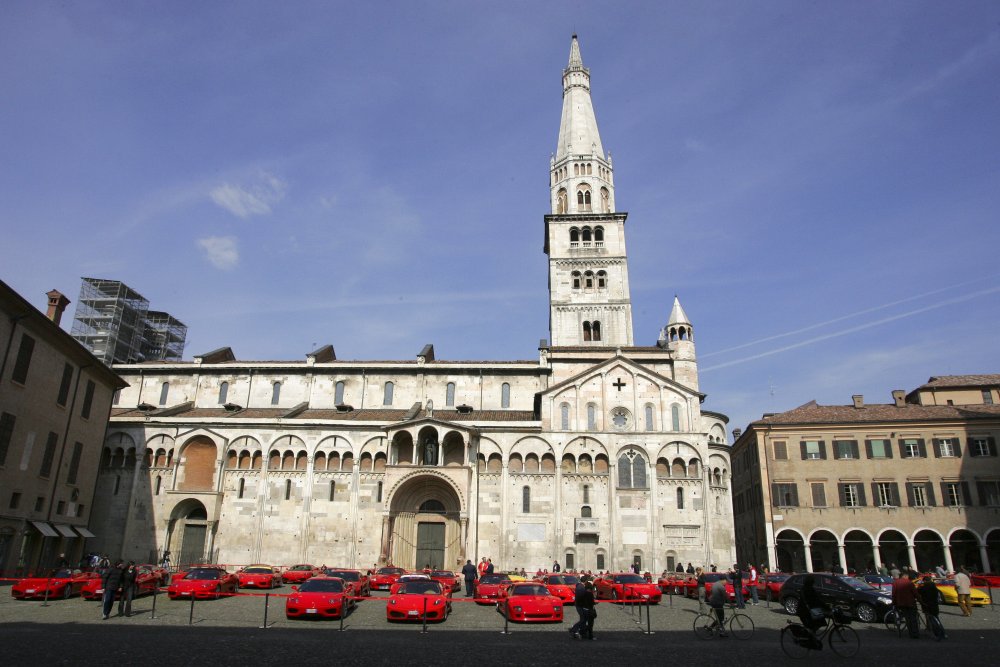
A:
[
  {"left": 26, "top": 589, "right": 35, "bottom": 593},
  {"left": 380, "top": 585, "right": 388, "bottom": 590},
  {"left": 408, "top": 610, "right": 419, "bottom": 616},
  {"left": 306, "top": 609, "right": 317, "bottom": 614},
  {"left": 181, "top": 592, "right": 191, "bottom": 596}
]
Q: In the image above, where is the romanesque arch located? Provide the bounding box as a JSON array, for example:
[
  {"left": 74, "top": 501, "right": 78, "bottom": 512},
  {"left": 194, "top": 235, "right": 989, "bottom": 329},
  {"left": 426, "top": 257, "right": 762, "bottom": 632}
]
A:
[
  {"left": 386, "top": 472, "right": 465, "bottom": 569},
  {"left": 177, "top": 436, "right": 218, "bottom": 492}
]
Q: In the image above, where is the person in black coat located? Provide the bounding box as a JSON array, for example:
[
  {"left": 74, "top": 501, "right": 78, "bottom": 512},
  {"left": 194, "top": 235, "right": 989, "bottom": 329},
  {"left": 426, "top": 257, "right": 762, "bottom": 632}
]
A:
[
  {"left": 918, "top": 575, "right": 946, "bottom": 640},
  {"left": 101, "top": 561, "right": 125, "bottom": 620},
  {"left": 570, "top": 581, "right": 596, "bottom": 640},
  {"left": 686, "top": 563, "right": 695, "bottom": 574},
  {"left": 461, "top": 559, "right": 478, "bottom": 597},
  {"left": 119, "top": 562, "right": 138, "bottom": 617},
  {"left": 797, "top": 575, "right": 825, "bottom": 634}
]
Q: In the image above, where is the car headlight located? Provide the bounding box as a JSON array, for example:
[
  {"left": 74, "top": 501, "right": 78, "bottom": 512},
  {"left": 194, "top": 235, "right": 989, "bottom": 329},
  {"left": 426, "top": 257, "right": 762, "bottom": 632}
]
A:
[
  {"left": 434, "top": 599, "right": 442, "bottom": 606},
  {"left": 290, "top": 597, "right": 299, "bottom": 603},
  {"left": 389, "top": 598, "right": 396, "bottom": 605},
  {"left": 877, "top": 597, "right": 890, "bottom": 604},
  {"left": 514, "top": 606, "right": 522, "bottom": 612}
]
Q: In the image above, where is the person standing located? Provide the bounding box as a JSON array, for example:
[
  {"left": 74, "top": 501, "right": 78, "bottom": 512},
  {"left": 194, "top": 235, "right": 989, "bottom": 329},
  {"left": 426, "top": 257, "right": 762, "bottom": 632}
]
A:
[
  {"left": 892, "top": 571, "right": 920, "bottom": 638},
  {"left": 101, "top": 561, "right": 125, "bottom": 620},
  {"left": 889, "top": 563, "right": 901, "bottom": 579},
  {"left": 731, "top": 567, "right": 745, "bottom": 609},
  {"left": 485, "top": 558, "right": 495, "bottom": 575},
  {"left": 918, "top": 575, "right": 946, "bottom": 641},
  {"left": 708, "top": 577, "right": 728, "bottom": 637},
  {"left": 119, "top": 562, "right": 138, "bottom": 617},
  {"left": 477, "top": 557, "right": 488, "bottom": 579},
  {"left": 462, "top": 559, "right": 477, "bottom": 598},
  {"left": 569, "top": 577, "right": 587, "bottom": 639},
  {"left": 552, "top": 560, "right": 561, "bottom": 573},
  {"left": 747, "top": 563, "right": 759, "bottom": 605},
  {"left": 686, "top": 563, "right": 694, "bottom": 574},
  {"left": 695, "top": 567, "right": 706, "bottom": 612},
  {"left": 574, "top": 580, "right": 597, "bottom": 640},
  {"left": 955, "top": 566, "right": 973, "bottom": 617}
]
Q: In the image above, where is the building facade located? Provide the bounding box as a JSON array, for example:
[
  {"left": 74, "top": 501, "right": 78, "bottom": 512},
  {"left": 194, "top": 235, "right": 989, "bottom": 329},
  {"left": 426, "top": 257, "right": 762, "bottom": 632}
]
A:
[
  {"left": 0, "top": 280, "right": 125, "bottom": 574},
  {"left": 90, "top": 36, "right": 735, "bottom": 574},
  {"left": 731, "top": 376, "right": 1000, "bottom": 574}
]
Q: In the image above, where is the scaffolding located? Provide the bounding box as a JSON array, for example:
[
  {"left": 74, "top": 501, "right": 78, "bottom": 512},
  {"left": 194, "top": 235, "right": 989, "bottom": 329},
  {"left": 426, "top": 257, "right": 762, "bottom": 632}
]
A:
[{"left": 70, "top": 278, "right": 187, "bottom": 365}]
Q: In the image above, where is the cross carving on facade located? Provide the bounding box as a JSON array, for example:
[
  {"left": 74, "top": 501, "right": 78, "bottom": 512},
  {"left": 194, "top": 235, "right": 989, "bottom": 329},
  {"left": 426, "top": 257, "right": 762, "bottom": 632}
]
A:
[{"left": 613, "top": 378, "right": 626, "bottom": 391}]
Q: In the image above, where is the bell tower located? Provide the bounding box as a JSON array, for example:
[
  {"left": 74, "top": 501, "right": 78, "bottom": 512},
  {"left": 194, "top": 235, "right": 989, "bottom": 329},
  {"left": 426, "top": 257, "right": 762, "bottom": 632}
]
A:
[{"left": 545, "top": 35, "right": 634, "bottom": 347}]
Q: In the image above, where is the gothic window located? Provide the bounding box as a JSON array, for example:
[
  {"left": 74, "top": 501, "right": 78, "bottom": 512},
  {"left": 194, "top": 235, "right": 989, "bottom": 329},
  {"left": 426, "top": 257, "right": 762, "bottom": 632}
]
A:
[
  {"left": 446, "top": 382, "right": 456, "bottom": 406},
  {"left": 501, "top": 383, "right": 511, "bottom": 408},
  {"left": 644, "top": 404, "right": 654, "bottom": 431},
  {"left": 522, "top": 486, "right": 531, "bottom": 513},
  {"left": 271, "top": 381, "right": 281, "bottom": 405},
  {"left": 632, "top": 455, "right": 647, "bottom": 488},
  {"left": 557, "top": 188, "right": 568, "bottom": 214},
  {"left": 572, "top": 271, "right": 581, "bottom": 289},
  {"left": 218, "top": 382, "right": 229, "bottom": 405},
  {"left": 159, "top": 382, "right": 169, "bottom": 406},
  {"left": 560, "top": 403, "right": 570, "bottom": 430},
  {"left": 677, "top": 487, "right": 684, "bottom": 509},
  {"left": 617, "top": 450, "right": 647, "bottom": 488},
  {"left": 383, "top": 381, "right": 394, "bottom": 406},
  {"left": 592, "top": 321, "right": 601, "bottom": 341},
  {"left": 583, "top": 321, "right": 592, "bottom": 341},
  {"left": 335, "top": 381, "right": 345, "bottom": 404},
  {"left": 587, "top": 403, "right": 596, "bottom": 430},
  {"left": 671, "top": 404, "right": 681, "bottom": 431},
  {"left": 596, "top": 271, "right": 607, "bottom": 288}
]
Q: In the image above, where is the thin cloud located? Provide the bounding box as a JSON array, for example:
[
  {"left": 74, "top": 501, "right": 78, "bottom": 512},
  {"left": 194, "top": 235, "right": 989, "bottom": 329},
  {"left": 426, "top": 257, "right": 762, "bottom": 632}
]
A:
[
  {"left": 197, "top": 236, "right": 239, "bottom": 270},
  {"left": 210, "top": 172, "right": 288, "bottom": 218}
]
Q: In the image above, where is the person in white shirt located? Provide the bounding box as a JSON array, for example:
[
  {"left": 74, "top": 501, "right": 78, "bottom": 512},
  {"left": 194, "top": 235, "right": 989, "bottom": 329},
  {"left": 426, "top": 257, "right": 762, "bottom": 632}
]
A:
[{"left": 954, "top": 566, "right": 973, "bottom": 617}]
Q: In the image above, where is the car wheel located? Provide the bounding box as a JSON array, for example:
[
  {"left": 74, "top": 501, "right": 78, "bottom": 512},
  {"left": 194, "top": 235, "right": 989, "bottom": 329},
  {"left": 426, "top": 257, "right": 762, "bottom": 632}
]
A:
[
  {"left": 783, "top": 596, "right": 799, "bottom": 615},
  {"left": 611, "top": 589, "right": 619, "bottom": 601},
  {"left": 216, "top": 585, "right": 222, "bottom": 600},
  {"left": 854, "top": 602, "right": 875, "bottom": 623},
  {"left": 63, "top": 586, "right": 71, "bottom": 600}
]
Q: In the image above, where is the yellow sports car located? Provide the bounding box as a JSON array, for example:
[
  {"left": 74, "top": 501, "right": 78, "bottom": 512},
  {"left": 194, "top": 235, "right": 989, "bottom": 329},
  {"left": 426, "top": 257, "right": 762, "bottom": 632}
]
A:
[{"left": 929, "top": 579, "right": 992, "bottom": 606}]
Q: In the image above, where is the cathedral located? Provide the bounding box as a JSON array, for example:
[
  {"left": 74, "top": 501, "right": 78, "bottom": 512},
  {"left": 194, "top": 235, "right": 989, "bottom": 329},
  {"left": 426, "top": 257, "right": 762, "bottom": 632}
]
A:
[{"left": 92, "top": 36, "right": 735, "bottom": 574}]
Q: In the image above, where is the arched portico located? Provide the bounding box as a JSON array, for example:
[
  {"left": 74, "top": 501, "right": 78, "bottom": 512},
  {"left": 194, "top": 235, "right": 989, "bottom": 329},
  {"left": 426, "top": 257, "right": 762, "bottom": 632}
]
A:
[
  {"left": 385, "top": 474, "right": 464, "bottom": 570},
  {"left": 167, "top": 499, "right": 211, "bottom": 566}
]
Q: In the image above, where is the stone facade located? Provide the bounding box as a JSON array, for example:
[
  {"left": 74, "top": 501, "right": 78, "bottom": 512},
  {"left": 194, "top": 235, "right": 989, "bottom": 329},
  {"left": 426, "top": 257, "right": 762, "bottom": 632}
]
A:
[
  {"left": 88, "top": 36, "right": 735, "bottom": 574},
  {"left": 731, "top": 376, "right": 1000, "bottom": 574}
]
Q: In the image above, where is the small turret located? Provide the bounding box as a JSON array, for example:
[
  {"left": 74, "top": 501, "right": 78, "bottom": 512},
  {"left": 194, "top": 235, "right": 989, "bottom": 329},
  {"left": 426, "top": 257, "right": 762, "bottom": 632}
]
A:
[{"left": 661, "top": 296, "right": 698, "bottom": 389}]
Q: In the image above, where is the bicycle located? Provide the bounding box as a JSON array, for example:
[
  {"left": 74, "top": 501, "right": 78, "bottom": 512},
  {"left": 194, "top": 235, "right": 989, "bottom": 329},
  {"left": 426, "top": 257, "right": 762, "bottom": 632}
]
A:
[
  {"left": 780, "top": 607, "right": 860, "bottom": 658},
  {"left": 884, "top": 605, "right": 943, "bottom": 639},
  {"left": 693, "top": 606, "right": 754, "bottom": 640}
]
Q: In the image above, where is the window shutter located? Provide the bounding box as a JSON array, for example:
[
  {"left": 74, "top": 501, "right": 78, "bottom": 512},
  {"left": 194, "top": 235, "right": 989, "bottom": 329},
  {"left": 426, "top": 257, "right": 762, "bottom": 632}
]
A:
[
  {"left": 791, "top": 484, "right": 799, "bottom": 507},
  {"left": 799, "top": 442, "right": 808, "bottom": 460},
  {"left": 977, "top": 482, "right": 988, "bottom": 506},
  {"left": 864, "top": 440, "right": 873, "bottom": 458},
  {"left": 917, "top": 439, "right": 927, "bottom": 458},
  {"left": 961, "top": 482, "right": 972, "bottom": 505},
  {"left": 771, "top": 484, "right": 781, "bottom": 507},
  {"left": 953, "top": 439, "right": 962, "bottom": 457},
  {"left": 838, "top": 484, "right": 847, "bottom": 507},
  {"left": 871, "top": 482, "right": 880, "bottom": 506},
  {"left": 968, "top": 437, "right": 978, "bottom": 457},
  {"left": 857, "top": 484, "right": 867, "bottom": 507},
  {"left": 932, "top": 439, "right": 942, "bottom": 458},
  {"left": 890, "top": 483, "right": 900, "bottom": 506},
  {"left": 905, "top": 483, "right": 915, "bottom": 507},
  {"left": 989, "top": 437, "right": 998, "bottom": 457},
  {"left": 818, "top": 441, "right": 827, "bottom": 460},
  {"left": 925, "top": 483, "right": 936, "bottom": 507},
  {"left": 885, "top": 442, "right": 893, "bottom": 459},
  {"left": 897, "top": 439, "right": 906, "bottom": 458},
  {"left": 851, "top": 441, "right": 859, "bottom": 459}
]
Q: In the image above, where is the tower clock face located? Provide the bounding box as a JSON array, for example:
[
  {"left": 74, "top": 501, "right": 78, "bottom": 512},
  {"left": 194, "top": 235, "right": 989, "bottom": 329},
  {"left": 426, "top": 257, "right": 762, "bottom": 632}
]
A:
[{"left": 610, "top": 407, "right": 631, "bottom": 430}]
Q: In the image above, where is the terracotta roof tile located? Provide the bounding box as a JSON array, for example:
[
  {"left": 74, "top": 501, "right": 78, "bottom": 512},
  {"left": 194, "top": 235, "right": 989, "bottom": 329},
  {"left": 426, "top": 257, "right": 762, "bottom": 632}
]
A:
[
  {"left": 754, "top": 401, "right": 1000, "bottom": 426},
  {"left": 917, "top": 374, "right": 1000, "bottom": 389}
]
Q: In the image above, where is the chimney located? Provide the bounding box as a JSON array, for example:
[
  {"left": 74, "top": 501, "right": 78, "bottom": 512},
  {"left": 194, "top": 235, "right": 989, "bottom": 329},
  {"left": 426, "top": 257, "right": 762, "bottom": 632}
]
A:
[
  {"left": 892, "top": 390, "right": 906, "bottom": 407},
  {"left": 852, "top": 395, "right": 864, "bottom": 409},
  {"left": 46, "top": 290, "right": 71, "bottom": 326}
]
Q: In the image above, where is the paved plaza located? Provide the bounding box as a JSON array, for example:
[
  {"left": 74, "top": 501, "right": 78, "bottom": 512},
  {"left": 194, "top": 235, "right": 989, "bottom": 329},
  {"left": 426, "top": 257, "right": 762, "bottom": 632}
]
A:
[{"left": 2, "top": 585, "right": 1000, "bottom": 665}]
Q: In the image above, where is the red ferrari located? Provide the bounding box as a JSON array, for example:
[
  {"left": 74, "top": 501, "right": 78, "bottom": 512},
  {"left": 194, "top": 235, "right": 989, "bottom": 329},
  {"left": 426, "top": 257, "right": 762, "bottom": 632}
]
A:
[
  {"left": 371, "top": 566, "right": 406, "bottom": 591},
  {"left": 389, "top": 573, "right": 433, "bottom": 594},
  {"left": 81, "top": 565, "right": 163, "bottom": 600},
  {"left": 386, "top": 580, "right": 451, "bottom": 622},
  {"left": 699, "top": 572, "right": 748, "bottom": 603},
  {"left": 11, "top": 569, "right": 99, "bottom": 600},
  {"left": 972, "top": 573, "right": 1000, "bottom": 588},
  {"left": 498, "top": 582, "right": 564, "bottom": 622},
  {"left": 322, "top": 569, "right": 370, "bottom": 596},
  {"left": 285, "top": 577, "right": 354, "bottom": 619},
  {"left": 595, "top": 573, "right": 662, "bottom": 603},
  {"left": 167, "top": 567, "right": 239, "bottom": 600},
  {"left": 538, "top": 573, "right": 579, "bottom": 604},
  {"left": 282, "top": 564, "right": 320, "bottom": 584},
  {"left": 238, "top": 565, "right": 282, "bottom": 589},
  {"left": 428, "top": 570, "right": 462, "bottom": 593},
  {"left": 475, "top": 573, "right": 512, "bottom": 604}
]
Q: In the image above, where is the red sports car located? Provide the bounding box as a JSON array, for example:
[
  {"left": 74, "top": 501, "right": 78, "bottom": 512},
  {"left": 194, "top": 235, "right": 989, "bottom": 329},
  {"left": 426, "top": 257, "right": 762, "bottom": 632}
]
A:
[
  {"left": 386, "top": 579, "right": 451, "bottom": 622},
  {"left": 475, "top": 573, "right": 512, "bottom": 604},
  {"left": 972, "top": 573, "right": 1000, "bottom": 588},
  {"left": 323, "top": 569, "right": 370, "bottom": 597},
  {"left": 285, "top": 577, "right": 354, "bottom": 619},
  {"left": 371, "top": 566, "right": 406, "bottom": 591},
  {"left": 81, "top": 565, "right": 163, "bottom": 600},
  {"left": 658, "top": 574, "right": 698, "bottom": 596},
  {"left": 238, "top": 565, "right": 282, "bottom": 589},
  {"left": 389, "top": 573, "right": 433, "bottom": 594},
  {"left": 282, "top": 564, "right": 320, "bottom": 584},
  {"left": 538, "top": 573, "right": 580, "bottom": 604},
  {"left": 428, "top": 570, "right": 462, "bottom": 593},
  {"left": 11, "top": 569, "right": 99, "bottom": 600},
  {"left": 167, "top": 567, "right": 239, "bottom": 600},
  {"left": 498, "top": 582, "right": 564, "bottom": 622},
  {"left": 595, "top": 573, "right": 662, "bottom": 603}
]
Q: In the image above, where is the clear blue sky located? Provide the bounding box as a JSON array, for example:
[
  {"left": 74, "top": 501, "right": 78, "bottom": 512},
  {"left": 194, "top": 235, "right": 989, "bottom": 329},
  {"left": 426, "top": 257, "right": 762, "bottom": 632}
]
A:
[{"left": 3, "top": 1, "right": 998, "bottom": 434}]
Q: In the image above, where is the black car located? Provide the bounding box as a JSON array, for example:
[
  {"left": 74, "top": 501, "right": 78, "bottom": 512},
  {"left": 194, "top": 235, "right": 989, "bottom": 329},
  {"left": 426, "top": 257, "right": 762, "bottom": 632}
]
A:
[{"left": 778, "top": 573, "right": 892, "bottom": 623}]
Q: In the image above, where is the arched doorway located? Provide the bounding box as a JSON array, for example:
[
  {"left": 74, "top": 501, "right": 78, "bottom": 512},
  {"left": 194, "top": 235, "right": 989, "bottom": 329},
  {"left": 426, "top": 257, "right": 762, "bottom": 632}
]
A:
[
  {"left": 775, "top": 529, "right": 805, "bottom": 573},
  {"left": 878, "top": 530, "right": 908, "bottom": 570},
  {"left": 808, "top": 530, "right": 838, "bottom": 572},
  {"left": 913, "top": 530, "right": 945, "bottom": 572},
  {"left": 843, "top": 530, "right": 875, "bottom": 573},
  {"left": 987, "top": 529, "right": 1000, "bottom": 572},
  {"left": 387, "top": 475, "right": 463, "bottom": 570},
  {"left": 169, "top": 499, "right": 210, "bottom": 567},
  {"left": 949, "top": 529, "right": 982, "bottom": 571}
]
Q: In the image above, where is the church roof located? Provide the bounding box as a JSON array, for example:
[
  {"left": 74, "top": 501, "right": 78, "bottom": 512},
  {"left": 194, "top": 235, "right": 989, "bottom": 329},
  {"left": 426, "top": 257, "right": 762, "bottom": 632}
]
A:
[{"left": 667, "top": 296, "right": 690, "bottom": 326}]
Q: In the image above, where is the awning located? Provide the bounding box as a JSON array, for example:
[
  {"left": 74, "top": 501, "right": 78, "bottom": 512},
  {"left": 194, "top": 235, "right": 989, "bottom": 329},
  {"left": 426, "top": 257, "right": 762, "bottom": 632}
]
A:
[
  {"left": 30, "top": 521, "right": 59, "bottom": 538},
  {"left": 75, "top": 527, "right": 96, "bottom": 538},
  {"left": 53, "top": 524, "right": 78, "bottom": 538}
]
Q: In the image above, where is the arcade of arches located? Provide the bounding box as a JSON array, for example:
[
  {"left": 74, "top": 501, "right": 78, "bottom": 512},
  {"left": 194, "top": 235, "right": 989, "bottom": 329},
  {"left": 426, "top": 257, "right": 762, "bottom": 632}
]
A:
[{"left": 774, "top": 526, "right": 1000, "bottom": 573}]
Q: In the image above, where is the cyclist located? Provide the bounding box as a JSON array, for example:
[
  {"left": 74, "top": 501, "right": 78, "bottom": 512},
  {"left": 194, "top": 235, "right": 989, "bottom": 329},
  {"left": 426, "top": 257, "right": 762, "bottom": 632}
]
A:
[
  {"left": 708, "top": 576, "right": 728, "bottom": 637},
  {"left": 917, "top": 575, "right": 946, "bottom": 641},
  {"left": 797, "top": 575, "right": 825, "bottom": 649}
]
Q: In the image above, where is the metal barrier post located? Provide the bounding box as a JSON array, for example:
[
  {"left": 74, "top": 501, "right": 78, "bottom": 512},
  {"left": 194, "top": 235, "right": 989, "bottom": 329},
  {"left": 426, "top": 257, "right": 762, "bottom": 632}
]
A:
[
  {"left": 188, "top": 595, "right": 195, "bottom": 625},
  {"left": 501, "top": 602, "right": 511, "bottom": 635},
  {"left": 421, "top": 596, "right": 429, "bottom": 634},
  {"left": 260, "top": 593, "right": 270, "bottom": 629},
  {"left": 645, "top": 598, "right": 654, "bottom": 635},
  {"left": 42, "top": 578, "right": 51, "bottom": 607},
  {"left": 339, "top": 597, "right": 345, "bottom": 632},
  {"left": 151, "top": 585, "right": 158, "bottom": 620}
]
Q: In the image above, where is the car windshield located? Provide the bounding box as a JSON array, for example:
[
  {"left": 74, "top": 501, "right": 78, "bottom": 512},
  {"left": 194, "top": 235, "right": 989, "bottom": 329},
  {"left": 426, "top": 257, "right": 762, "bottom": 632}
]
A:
[
  {"left": 245, "top": 567, "right": 273, "bottom": 574},
  {"left": 703, "top": 573, "right": 726, "bottom": 583},
  {"left": 400, "top": 582, "right": 443, "bottom": 595},
  {"left": 548, "top": 575, "right": 579, "bottom": 585},
  {"left": 300, "top": 579, "right": 344, "bottom": 593},
  {"left": 513, "top": 584, "right": 549, "bottom": 596},
  {"left": 326, "top": 571, "right": 359, "bottom": 581},
  {"left": 187, "top": 569, "right": 223, "bottom": 581},
  {"left": 936, "top": 579, "right": 956, "bottom": 586},
  {"left": 614, "top": 574, "right": 645, "bottom": 584},
  {"left": 289, "top": 565, "right": 313, "bottom": 571},
  {"left": 839, "top": 577, "right": 875, "bottom": 591},
  {"left": 377, "top": 567, "right": 404, "bottom": 575},
  {"left": 864, "top": 575, "right": 891, "bottom": 584},
  {"left": 480, "top": 574, "right": 510, "bottom": 584},
  {"left": 431, "top": 571, "right": 453, "bottom": 578},
  {"left": 52, "top": 569, "right": 73, "bottom": 579}
]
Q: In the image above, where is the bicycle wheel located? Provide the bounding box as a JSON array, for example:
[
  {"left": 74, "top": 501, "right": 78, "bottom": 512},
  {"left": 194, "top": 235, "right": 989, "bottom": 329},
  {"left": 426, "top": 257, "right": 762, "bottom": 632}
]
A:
[
  {"left": 882, "top": 608, "right": 898, "bottom": 632},
  {"left": 780, "top": 625, "right": 812, "bottom": 659},
  {"left": 729, "top": 613, "right": 754, "bottom": 640},
  {"left": 693, "top": 613, "right": 717, "bottom": 639},
  {"left": 827, "top": 624, "right": 860, "bottom": 658}
]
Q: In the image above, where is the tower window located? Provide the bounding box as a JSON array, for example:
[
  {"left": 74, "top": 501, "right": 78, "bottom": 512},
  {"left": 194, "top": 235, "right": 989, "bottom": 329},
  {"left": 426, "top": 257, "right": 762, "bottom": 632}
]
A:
[
  {"left": 218, "top": 382, "right": 229, "bottom": 405},
  {"left": 587, "top": 403, "right": 596, "bottom": 430},
  {"left": 572, "top": 271, "right": 581, "bottom": 289},
  {"left": 560, "top": 403, "right": 570, "bottom": 430},
  {"left": 592, "top": 321, "right": 601, "bottom": 342},
  {"left": 671, "top": 404, "right": 681, "bottom": 431},
  {"left": 570, "top": 228, "right": 579, "bottom": 245},
  {"left": 583, "top": 321, "right": 592, "bottom": 341},
  {"left": 583, "top": 484, "right": 590, "bottom": 503},
  {"left": 501, "top": 383, "right": 511, "bottom": 408},
  {"left": 446, "top": 382, "right": 456, "bottom": 406},
  {"left": 596, "top": 271, "right": 607, "bottom": 288},
  {"left": 383, "top": 381, "right": 394, "bottom": 406},
  {"left": 584, "top": 271, "right": 594, "bottom": 288},
  {"left": 285, "top": 479, "right": 292, "bottom": 500},
  {"left": 522, "top": 486, "right": 531, "bottom": 513},
  {"left": 271, "top": 382, "right": 281, "bottom": 405},
  {"left": 644, "top": 404, "right": 654, "bottom": 431},
  {"left": 677, "top": 487, "right": 684, "bottom": 509},
  {"left": 237, "top": 478, "right": 245, "bottom": 499},
  {"left": 335, "top": 381, "right": 345, "bottom": 404}
]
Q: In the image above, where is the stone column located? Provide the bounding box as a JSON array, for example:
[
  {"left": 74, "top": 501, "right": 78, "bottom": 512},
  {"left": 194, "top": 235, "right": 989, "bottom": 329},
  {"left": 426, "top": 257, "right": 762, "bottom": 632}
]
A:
[
  {"left": 499, "top": 462, "right": 509, "bottom": 568},
  {"left": 943, "top": 544, "right": 955, "bottom": 573},
  {"left": 803, "top": 544, "right": 813, "bottom": 573},
  {"left": 906, "top": 543, "right": 918, "bottom": 571},
  {"left": 838, "top": 544, "right": 848, "bottom": 573},
  {"left": 872, "top": 544, "right": 882, "bottom": 571},
  {"left": 379, "top": 514, "right": 391, "bottom": 563},
  {"left": 460, "top": 517, "right": 469, "bottom": 561},
  {"left": 205, "top": 521, "right": 217, "bottom": 563},
  {"left": 979, "top": 543, "right": 991, "bottom": 573}
]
